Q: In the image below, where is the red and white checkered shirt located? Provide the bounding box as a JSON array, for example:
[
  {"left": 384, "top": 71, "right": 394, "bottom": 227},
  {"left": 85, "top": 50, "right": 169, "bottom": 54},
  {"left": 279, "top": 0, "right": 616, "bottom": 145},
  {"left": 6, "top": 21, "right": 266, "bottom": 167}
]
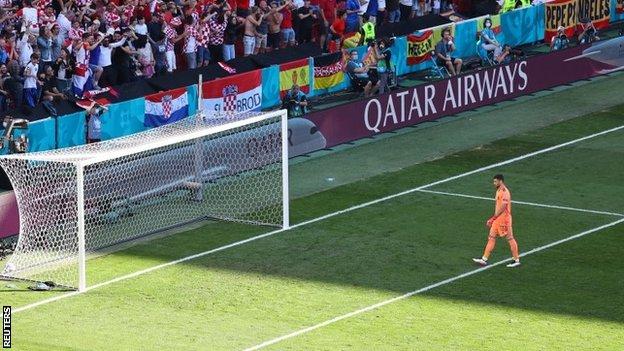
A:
[
  {"left": 123, "top": 5, "right": 136, "bottom": 21},
  {"left": 208, "top": 18, "right": 226, "bottom": 45},
  {"left": 36, "top": 0, "right": 52, "bottom": 12},
  {"left": 104, "top": 10, "right": 121, "bottom": 26},
  {"left": 163, "top": 24, "right": 177, "bottom": 51},
  {"left": 196, "top": 20, "right": 210, "bottom": 47},
  {"left": 182, "top": 24, "right": 198, "bottom": 53},
  {"left": 69, "top": 27, "right": 84, "bottom": 41},
  {"left": 74, "top": 0, "right": 92, "bottom": 8},
  {"left": 38, "top": 12, "right": 56, "bottom": 28}
]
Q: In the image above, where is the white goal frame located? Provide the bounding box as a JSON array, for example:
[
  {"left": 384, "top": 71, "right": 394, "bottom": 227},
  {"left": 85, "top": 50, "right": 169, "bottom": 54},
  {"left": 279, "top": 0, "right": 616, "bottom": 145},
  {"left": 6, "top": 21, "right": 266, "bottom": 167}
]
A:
[{"left": 1, "top": 108, "right": 290, "bottom": 292}]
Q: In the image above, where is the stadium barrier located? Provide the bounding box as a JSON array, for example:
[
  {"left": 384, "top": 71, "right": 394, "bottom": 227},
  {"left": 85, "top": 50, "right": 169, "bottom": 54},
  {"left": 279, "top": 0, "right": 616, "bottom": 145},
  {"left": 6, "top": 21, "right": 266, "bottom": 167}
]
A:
[
  {"left": 0, "top": 4, "right": 550, "bottom": 155},
  {"left": 302, "top": 39, "right": 624, "bottom": 148}
]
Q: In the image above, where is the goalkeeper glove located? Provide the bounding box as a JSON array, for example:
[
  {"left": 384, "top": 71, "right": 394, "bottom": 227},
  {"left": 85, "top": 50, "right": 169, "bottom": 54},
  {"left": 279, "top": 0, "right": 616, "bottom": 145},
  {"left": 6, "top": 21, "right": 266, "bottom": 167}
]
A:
[{"left": 486, "top": 216, "right": 497, "bottom": 227}]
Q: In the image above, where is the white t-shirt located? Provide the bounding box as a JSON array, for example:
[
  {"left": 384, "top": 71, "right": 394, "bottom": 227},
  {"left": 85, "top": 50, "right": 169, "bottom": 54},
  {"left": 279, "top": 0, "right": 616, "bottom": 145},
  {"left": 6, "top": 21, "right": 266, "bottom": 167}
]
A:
[
  {"left": 57, "top": 13, "right": 72, "bottom": 41},
  {"left": 23, "top": 62, "right": 38, "bottom": 89},
  {"left": 134, "top": 23, "right": 148, "bottom": 35},
  {"left": 399, "top": 0, "right": 413, "bottom": 6},
  {"left": 17, "top": 35, "right": 33, "bottom": 67},
  {"left": 378, "top": 0, "right": 386, "bottom": 10}
]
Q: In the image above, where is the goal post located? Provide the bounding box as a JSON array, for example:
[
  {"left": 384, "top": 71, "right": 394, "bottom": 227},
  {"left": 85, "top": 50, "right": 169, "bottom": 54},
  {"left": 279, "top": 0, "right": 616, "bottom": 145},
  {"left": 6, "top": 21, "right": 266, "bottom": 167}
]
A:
[{"left": 0, "top": 110, "right": 290, "bottom": 291}]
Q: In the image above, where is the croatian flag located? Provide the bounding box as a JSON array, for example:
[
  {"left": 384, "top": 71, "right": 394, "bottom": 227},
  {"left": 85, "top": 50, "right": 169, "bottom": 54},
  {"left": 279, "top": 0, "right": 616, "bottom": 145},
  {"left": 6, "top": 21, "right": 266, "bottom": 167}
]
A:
[
  {"left": 202, "top": 70, "right": 262, "bottom": 117},
  {"left": 72, "top": 64, "right": 94, "bottom": 98},
  {"left": 144, "top": 87, "right": 189, "bottom": 127}
]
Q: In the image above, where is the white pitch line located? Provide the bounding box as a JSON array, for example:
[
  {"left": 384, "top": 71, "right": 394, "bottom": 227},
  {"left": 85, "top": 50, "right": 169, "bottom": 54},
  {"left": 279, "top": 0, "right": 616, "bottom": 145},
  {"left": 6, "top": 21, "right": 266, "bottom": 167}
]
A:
[
  {"left": 417, "top": 189, "right": 624, "bottom": 217},
  {"left": 243, "top": 217, "right": 624, "bottom": 351},
  {"left": 12, "top": 124, "right": 624, "bottom": 314}
]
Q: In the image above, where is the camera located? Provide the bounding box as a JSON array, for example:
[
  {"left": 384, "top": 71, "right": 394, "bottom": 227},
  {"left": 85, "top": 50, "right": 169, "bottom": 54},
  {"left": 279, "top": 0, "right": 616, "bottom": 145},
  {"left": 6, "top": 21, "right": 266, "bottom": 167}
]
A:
[{"left": 0, "top": 116, "right": 29, "bottom": 154}]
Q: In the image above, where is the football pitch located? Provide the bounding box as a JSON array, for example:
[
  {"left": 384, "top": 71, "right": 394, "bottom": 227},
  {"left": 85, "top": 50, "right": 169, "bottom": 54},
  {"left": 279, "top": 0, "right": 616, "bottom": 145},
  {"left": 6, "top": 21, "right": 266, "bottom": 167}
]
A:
[{"left": 2, "top": 76, "right": 624, "bottom": 350}]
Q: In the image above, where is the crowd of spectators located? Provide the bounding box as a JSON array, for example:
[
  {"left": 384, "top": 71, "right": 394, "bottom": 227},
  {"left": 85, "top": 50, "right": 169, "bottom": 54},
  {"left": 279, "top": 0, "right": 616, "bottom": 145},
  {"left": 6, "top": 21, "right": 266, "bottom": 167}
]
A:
[{"left": 0, "top": 0, "right": 544, "bottom": 116}]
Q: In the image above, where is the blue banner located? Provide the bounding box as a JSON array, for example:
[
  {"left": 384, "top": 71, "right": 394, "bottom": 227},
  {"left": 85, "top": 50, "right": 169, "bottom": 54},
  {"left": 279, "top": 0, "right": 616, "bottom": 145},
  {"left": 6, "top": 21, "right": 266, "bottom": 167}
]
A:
[
  {"left": 611, "top": 0, "right": 624, "bottom": 22},
  {"left": 261, "top": 66, "right": 280, "bottom": 109},
  {"left": 101, "top": 98, "right": 147, "bottom": 141},
  {"left": 57, "top": 111, "right": 86, "bottom": 148},
  {"left": 501, "top": 4, "right": 545, "bottom": 47},
  {"left": 28, "top": 118, "right": 56, "bottom": 152}
]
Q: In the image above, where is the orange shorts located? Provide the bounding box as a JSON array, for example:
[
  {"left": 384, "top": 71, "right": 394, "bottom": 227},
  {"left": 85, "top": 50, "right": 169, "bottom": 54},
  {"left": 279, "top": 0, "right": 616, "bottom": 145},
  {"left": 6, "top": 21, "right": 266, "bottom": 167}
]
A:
[{"left": 489, "top": 217, "right": 513, "bottom": 237}]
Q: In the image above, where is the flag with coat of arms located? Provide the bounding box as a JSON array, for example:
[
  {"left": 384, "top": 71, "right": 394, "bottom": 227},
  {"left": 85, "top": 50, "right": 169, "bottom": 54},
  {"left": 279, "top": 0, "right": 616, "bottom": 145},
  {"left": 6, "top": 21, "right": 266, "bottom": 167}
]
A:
[{"left": 144, "top": 87, "right": 189, "bottom": 127}]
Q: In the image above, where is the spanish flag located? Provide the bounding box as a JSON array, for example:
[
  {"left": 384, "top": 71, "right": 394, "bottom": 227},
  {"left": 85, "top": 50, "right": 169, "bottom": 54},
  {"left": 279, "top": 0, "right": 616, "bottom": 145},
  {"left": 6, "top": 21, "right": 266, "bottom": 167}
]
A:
[
  {"left": 407, "top": 31, "right": 433, "bottom": 66},
  {"left": 279, "top": 58, "right": 310, "bottom": 97},
  {"left": 313, "top": 52, "right": 345, "bottom": 90}
]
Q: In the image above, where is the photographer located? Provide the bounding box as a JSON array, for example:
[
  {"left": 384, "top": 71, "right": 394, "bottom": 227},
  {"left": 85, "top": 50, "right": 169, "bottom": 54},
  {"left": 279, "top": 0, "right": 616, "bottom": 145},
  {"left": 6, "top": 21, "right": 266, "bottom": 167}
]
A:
[
  {"left": 281, "top": 84, "right": 308, "bottom": 118},
  {"left": 376, "top": 38, "right": 393, "bottom": 94},
  {"left": 346, "top": 49, "right": 379, "bottom": 97},
  {"left": 578, "top": 18, "right": 599, "bottom": 44},
  {"left": 550, "top": 26, "right": 569, "bottom": 51}
]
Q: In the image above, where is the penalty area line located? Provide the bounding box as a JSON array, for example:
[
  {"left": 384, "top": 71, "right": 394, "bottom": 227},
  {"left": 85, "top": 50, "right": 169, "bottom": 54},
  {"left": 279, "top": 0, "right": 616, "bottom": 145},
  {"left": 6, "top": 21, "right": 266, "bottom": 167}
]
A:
[
  {"left": 243, "top": 217, "right": 624, "bottom": 351},
  {"left": 12, "top": 124, "right": 624, "bottom": 314}
]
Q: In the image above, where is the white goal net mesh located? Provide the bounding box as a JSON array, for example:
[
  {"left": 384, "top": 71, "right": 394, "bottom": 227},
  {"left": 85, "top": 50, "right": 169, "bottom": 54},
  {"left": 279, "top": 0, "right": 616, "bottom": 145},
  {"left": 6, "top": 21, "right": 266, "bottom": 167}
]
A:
[{"left": 0, "top": 110, "right": 288, "bottom": 289}]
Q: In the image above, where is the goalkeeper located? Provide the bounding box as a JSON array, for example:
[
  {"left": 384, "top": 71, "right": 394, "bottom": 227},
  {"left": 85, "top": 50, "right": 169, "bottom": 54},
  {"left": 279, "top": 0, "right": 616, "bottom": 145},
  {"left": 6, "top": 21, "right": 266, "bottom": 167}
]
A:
[{"left": 473, "top": 174, "right": 521, "bottom": 268}]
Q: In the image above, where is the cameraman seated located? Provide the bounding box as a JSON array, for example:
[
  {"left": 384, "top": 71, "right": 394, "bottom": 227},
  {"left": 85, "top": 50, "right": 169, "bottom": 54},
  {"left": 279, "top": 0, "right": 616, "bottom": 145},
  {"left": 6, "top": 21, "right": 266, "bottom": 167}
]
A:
[
  {"left": 346, "top": 50, "right": 379, "bottom": 97},
  {"left": 578, "top": 18, "right": 599, "bottom": 44},
  {"left": 550, "top": 26, "right": 570, "bottom": 51},
  {"left": 281, "top": 84, "right": 308, "bottom": 118}
]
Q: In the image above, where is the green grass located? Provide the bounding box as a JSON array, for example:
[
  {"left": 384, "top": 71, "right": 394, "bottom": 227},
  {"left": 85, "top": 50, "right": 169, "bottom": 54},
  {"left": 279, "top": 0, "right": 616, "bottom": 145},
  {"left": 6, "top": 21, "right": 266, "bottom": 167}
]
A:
[{"left": 2, "top": 78, "right": 624, "bottom": 350}]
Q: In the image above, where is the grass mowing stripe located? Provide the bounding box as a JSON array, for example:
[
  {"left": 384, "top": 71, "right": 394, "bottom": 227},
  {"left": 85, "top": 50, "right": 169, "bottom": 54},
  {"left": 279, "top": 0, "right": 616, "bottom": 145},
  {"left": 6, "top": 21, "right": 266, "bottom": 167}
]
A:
[
  {"left": 417, "top": 189, "right": 624, "bottom": 217},
  {"left": 244, "top": 217, "right": 624, "bottom": 351},
  {"left": 417, "top": 124, "right": 624, "bottom": 191},
  {"left": 13, "top": 124, "right": 624, "bottom": 314}
]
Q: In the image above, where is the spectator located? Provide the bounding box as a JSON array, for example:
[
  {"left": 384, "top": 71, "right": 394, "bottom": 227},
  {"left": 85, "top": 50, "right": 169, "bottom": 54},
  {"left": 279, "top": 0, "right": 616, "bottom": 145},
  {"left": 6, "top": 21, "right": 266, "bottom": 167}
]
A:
[
  {"left": 255, "top": 1, "right": 271, "bottom": 54},
  {"left": 53, "top": 47, "right": 73, "bottom": 93},
  {"left": 111, "top": 29, "right": 138, "bottom": 84},
  {"left": 22, "top": 52, "right": 39, "bottom": 108},
  {"left": 398, "top": 0, "right": 412, "bottom": 22},
  {"left": 346, "top": 49, "right": 378, "bottom": 97},
  {"left": 267, "top": 1, "right": 283, "bottom": 51},
  {"left": 37, "top": 27, "right": 54, "bottom": 68},
  {"left": 0, "top": 38, "right": 9, "bottom": 65},
  {"left": 318, "top": 0, "right": 336, "bottom": 51},
  {"left": 150, "top": 33, "right": 168, "bottom": 76},
  {"left": 281, "top": 83, "right": 308, "bottom": 117},
  {"left": 280, "top": 1, "right": 296, "bottom": 47},
  {"left": 578, "top": 17, "right": 599, "bottom": 44},
  {"left": 208, "top": 10, "right": 227, "bottom": 64},
  {"left": 345, "top": 0, "right": 359, "bottom": 33},
  {"left": 17, "top": 30, "right": 35, "bottom": 68},
  {"left": 243, "top": 7, "right": 262, "bottom": 56},
  {"left": 40, "top": 64, "right": 67, "bottom": 104},
  {"left": 222, "top": 11, "right": 240, "bottom": 61},
  {"left": 181, "top": 16, "right": 198, "bottom": 69},
  {"left": 435, "top": 27, "right": 462, "bottom": 76},
  {"left": 162, "top": 16, "right": 183, "bottom": 72},
  {"left": 50, "top": 25, "right": 63, "bottom": 61},
  {"left": 329, "top": 9, "right": 346, "bottom": 51},
  {"left": 386, "top": 0, "right": 400, "bottom": 23},
  {"left": 196, "top": 13, "right": 212, "bottom": 67},
  {"left": 135, "top": 35, "right": 155, "bottom": 78},
  {"left": 296, "top": 0, "right": 317, "bottom": 44},
  {"left": 0, "top": 64, "right": 9, "bottom": 114}
]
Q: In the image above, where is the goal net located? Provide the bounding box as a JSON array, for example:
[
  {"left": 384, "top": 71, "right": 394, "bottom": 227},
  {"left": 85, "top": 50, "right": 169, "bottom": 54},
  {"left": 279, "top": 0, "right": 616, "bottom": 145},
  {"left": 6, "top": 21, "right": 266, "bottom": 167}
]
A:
[{"left": 0, "top": 110, "right": 289, "bottom": 291}]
